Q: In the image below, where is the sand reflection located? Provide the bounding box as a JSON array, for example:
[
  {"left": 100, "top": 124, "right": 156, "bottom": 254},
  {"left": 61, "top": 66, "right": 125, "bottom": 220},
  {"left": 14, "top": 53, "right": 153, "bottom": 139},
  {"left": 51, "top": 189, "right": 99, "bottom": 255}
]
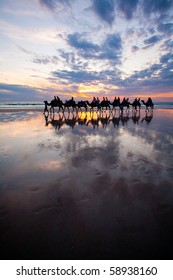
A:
[{"left": 0, "top": 109, "right": 173, "bottom": 259}]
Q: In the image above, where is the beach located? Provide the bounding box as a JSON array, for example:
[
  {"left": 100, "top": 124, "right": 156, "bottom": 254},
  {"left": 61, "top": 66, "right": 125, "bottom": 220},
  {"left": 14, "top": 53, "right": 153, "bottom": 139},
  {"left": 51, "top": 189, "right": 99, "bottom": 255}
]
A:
[{"left": 0, "top": 107, "right": 173, "bottom": 260}]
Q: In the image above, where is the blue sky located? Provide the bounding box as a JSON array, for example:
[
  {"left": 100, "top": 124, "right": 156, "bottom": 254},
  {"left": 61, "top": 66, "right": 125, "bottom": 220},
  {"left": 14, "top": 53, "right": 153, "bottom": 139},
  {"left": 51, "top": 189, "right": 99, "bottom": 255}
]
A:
[{"left": 0, "top": 0, "right": 173, "bottom": 101}]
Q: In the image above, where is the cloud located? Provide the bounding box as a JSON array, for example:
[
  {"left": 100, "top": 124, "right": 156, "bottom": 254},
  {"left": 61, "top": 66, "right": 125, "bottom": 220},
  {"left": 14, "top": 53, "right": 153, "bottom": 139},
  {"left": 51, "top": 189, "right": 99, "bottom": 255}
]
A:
[
  {"left": 158, "top": 23, "right": 173, "bottom": 36},
  {"left": 144, "top": 35, "right": 161, "bottom": 46},
  {"left": 117, "top": 0, "right": 139, "bottom": 20},
  {"left": 91, "top": 0, "right": 173, "bottom": 23},
  {"left": 16, "top": 45, "right": 34, "bottom": 55},
  {"left": 67, "top": 33, "right": 99, "bottom": 51},
  {"left": 66, "top": 32, "right": 122, "bottom": 62},
  {"left": 119, "top": 53, "right": 173, "bottom": 94},
  {"left": 131, "top": 45, "right": 139, "bottom": 52},
  {"left": 52, "top": 69, "right": 101, "bottom": 83},
  {"left": 39, "top": 0, "right": 72, "bottom": 11},
  {"left": 160, "top": 52, "right": 173, "bottom": 64},
  {"left": 99, "top": 33, "right": 122, "bottom": 61},
  {"left": 92, "top": 0, "right": 116, "bottom": 25},
  {"left": 33, "top": 55, "right": 59, "bottom": 65},
  {"left": 142, "top": 0, "right": 173, "bottom": 15},
  {"left": 165, "top": 39, "right": 173, "bottom": 50},
  {"left": 0, "top": 83, "right": 44, "bottom": 101},
  {"left": 104, "top": 33, "right": 122, "bottom": 50}
]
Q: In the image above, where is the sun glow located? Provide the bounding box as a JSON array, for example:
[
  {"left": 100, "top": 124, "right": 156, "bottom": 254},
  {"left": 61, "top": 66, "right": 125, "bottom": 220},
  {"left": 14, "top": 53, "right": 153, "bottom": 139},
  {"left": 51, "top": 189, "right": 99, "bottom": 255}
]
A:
[{"left": 78, "top": 85, "right": 100, "bottom": 93}]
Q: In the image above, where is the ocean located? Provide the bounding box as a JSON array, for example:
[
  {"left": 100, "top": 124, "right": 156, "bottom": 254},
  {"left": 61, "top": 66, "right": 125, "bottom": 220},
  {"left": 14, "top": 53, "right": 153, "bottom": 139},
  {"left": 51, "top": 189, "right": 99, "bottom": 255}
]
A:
[{"left": 0, "top": 101, "right": 173, "bottom": 109}]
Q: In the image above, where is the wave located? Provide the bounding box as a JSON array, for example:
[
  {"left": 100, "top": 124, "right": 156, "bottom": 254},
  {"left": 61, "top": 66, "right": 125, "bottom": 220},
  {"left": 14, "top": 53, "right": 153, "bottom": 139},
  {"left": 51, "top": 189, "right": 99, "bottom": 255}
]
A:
[{"left": 0, "top": 101, "right": 43, "bottom": 109}]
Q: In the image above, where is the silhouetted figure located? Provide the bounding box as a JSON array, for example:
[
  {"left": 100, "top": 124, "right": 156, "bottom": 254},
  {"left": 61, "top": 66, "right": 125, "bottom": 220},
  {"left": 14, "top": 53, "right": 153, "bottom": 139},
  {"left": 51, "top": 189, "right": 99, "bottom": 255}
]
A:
[
  {"left": 141, "top": 97, "right": 154, "bottom": 110},
  {"left": 44, "top": 101, "right": 49, "bottom": 113},
  {"left": 111, "top": 96, "right": 121, "bottom": 109},
  {"left": 76, "top": 100, "right": 87, "bottom": 111},
  {"left": 131, "top": 98, "right": 141, "bottom": 110},
  {"left": 57, "top": 96, "right": 60, "bottom": 102},
  {"left": 96, "top": 97, "right": 100, "bottom": 105}
]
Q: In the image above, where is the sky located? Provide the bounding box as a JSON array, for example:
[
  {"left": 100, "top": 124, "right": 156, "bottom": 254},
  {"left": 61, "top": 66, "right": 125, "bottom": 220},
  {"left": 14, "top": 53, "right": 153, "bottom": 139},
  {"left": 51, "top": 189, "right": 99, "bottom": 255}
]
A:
[{"left": 0, "top": 0, "right": 173, "bottom": 102}]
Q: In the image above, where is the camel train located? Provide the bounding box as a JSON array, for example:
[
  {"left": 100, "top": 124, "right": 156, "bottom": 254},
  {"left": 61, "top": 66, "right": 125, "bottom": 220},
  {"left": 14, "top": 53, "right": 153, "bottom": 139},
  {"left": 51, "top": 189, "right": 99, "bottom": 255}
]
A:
[{"left": 44, "top": 96, "right": 154, "bottom": 113}]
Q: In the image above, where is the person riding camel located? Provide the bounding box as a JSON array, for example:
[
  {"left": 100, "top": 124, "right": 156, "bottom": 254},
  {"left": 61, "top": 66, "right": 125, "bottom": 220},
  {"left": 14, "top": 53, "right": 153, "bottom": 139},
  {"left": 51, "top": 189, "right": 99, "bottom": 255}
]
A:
[
  {"left": 56, "top": 96, "right": 60, "bottom": 102},
  {"left": 92, "top": 97, "right": 96, "bottom": 105},
  {"left": 96, "top": 97, "right": 100, "bottom": 105}
]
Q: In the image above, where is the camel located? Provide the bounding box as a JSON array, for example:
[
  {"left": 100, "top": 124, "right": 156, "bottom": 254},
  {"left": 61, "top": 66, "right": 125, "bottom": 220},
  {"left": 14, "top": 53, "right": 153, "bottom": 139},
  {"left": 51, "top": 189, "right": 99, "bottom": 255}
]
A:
[
  {"left": 86, "top": 100, "right": 101, "bottom": 111},
  {"left": 131, "top": 98, "right": 141, "bottom": 110},
  {"left": 119, "top": 98, "right": 131, "bottom": 111},
  {"left": 44, "top": 100, "right": 64, "bottom": 113},
  {"left": 76, "top": 101, "right": 88, "bottom": 111},
  {"left": 63, "top": 99, "right": 77, "bottom": 112},
  {"left": 141, "top": 98, "right": 154, "bottom": 110},
  {"left": 111, "top": 97, "right": 121, "bottom": 109},
  {"left": 100, "top": 99, "right": 111, "bottom": 110}
]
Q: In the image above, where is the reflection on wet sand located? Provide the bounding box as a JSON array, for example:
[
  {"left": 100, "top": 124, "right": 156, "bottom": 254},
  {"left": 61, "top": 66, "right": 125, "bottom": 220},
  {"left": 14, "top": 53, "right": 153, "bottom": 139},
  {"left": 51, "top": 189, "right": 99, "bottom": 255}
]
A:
[
  {"left": 0, "top": 109, "right": 173, "bottom": 260},
  {"left": 44, "top": 109, "right": 153, "bottom": 130}
]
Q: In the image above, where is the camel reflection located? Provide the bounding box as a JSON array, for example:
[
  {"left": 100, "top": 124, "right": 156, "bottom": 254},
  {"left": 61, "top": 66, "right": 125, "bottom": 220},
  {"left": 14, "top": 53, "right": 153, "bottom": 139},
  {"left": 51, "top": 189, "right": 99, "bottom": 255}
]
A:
[
  {"left": 44, "top": 109, "right": 153, "bottom": 131},
  {"left": 141, "top": 110, "right": 153, "bottom": 124},
  {"left": 131, "top": 110, "right": 141, "bottom": 124}
]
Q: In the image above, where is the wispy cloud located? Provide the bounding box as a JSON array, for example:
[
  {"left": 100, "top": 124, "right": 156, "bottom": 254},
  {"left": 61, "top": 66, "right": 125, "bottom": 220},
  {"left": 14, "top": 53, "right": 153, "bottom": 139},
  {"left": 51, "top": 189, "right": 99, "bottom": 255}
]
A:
[
  {"left": 33, "top": 55, "right": 59, "bottom": 65},
  {"left": 39, "top": 0, "right": 73, "bottom": 11}
]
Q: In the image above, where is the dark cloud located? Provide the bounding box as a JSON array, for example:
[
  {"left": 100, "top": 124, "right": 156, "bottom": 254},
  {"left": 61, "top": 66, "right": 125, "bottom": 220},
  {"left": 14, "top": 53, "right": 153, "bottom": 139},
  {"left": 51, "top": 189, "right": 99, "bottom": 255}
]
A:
[
  {"left": 92, "top": 0, "right": 116, "bottom": 25},
  {"left": 51, "top": 67, "right": 123, "bottom": 85},
  {"left": 117, "top": 0, "right": 139, "bottom": 20},
  {"left": 160, "top": 52, "right": 173, "bottom": 64},
  {"left": 0, "top": 83, "right": 44, "bottom": 101},
  {"left": 165, "top": 39, "right": 173, "bottom": 50},
  {"left": 144, "top": 35, "right": 161, "bottom": 46},
  {"left": 131, "top": 64, "right": 162, "bottom": 80},
  {"left": 158, "top": 23, "right": 173, "bottom": 36},
  {"left": 91, "top": 0, "right": 173, "bottom": 22},
  {"left": 104, "top": 33, "right": 122, "bottom": 50},
  {"left": 52, "top": 69, "right": 101, "bottom": 83},
  {"left": 120, "top": 54, "right": 173, "bottom": 94},
  {"left": 39, "top": 0, "right": 72, "bottom": 11},
  {"left": 143, "top": 0, "right": 173, "bottom": 15},
  {"left": 99, "top": 33, "right": 122, "bottom": 61},
  {"left": 66, "top": 32, "right": 122, "bottom": 63},
  {"left": 67, "top": 33, "right": 99, "bottom": 51},
  {"left": 147, "top": 27, "right": 156, "bottom": 35}
]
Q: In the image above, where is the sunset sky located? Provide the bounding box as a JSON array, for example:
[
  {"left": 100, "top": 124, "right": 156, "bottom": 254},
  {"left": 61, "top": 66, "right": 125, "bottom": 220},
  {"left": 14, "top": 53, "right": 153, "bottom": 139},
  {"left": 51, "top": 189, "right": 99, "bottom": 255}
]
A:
[{"left": 0, "top": 0, "right": 173, "bottom": 102}]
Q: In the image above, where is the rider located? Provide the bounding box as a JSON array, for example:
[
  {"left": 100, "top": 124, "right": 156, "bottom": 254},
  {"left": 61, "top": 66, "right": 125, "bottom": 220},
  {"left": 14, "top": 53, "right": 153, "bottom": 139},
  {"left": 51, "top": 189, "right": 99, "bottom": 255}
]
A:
[
  {"left": 148, "top": 97, "right": 153, "bottom": 104},
  {"left": 96, "top": 97, "right": 100, "bottom": 105},
  {"left": 56, "top": 96, "right": 61, "bottom": 102},
  {"left": 69, "top": 96, "right": 74, "bottom": 102},
  {"left": 92, "top": 96, "right": 96, "bottom": 105}
]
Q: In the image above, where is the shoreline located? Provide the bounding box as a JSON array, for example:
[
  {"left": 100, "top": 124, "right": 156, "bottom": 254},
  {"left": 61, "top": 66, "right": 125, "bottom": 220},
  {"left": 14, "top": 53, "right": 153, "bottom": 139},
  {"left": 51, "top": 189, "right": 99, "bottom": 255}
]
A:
[
  {"left": 0, "top": 107, "right": 172, "bottom": 113},
  {"left": 0, "top": 107, "right": 44, "bottom": 113}
]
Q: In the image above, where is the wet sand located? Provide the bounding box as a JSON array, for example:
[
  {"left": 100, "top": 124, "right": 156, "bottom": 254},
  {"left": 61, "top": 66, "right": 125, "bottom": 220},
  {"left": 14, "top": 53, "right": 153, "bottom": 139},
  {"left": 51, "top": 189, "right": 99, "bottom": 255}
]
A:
[{"left": 0, "top": 108, "right": 173, "bottom": 260}]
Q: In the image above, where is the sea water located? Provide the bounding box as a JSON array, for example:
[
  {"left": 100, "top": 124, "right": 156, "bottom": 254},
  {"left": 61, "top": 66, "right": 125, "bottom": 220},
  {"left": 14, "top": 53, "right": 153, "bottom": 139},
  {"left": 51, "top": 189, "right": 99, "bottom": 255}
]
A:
[{"left": 0, "top": 101, "right": 173, "bottom": 110}]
